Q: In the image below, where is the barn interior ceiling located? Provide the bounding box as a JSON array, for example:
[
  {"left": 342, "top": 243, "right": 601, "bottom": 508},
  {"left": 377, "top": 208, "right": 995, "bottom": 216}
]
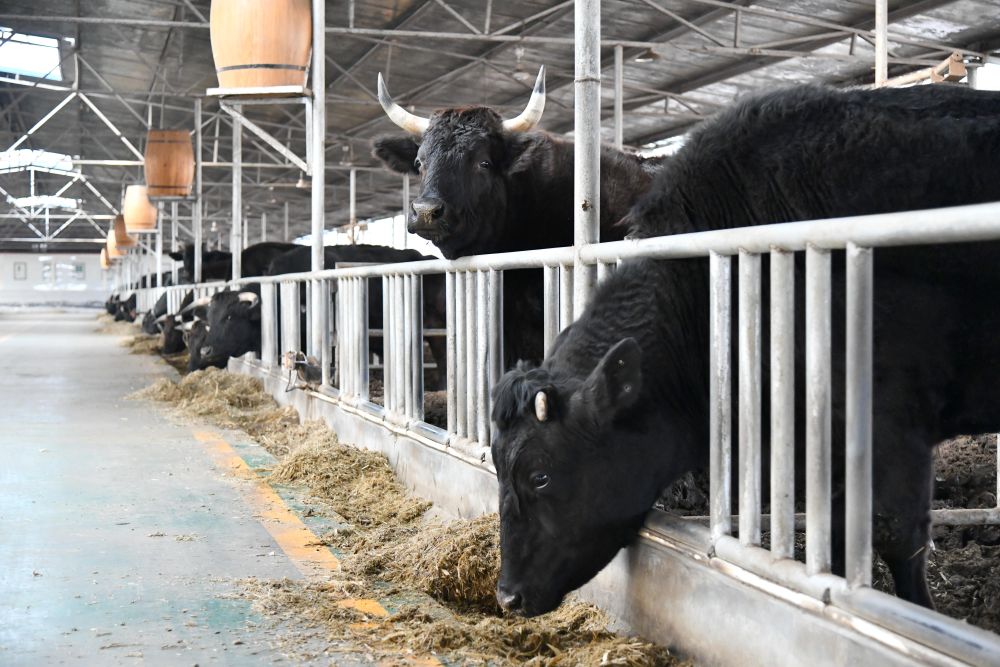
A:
[{"left": 0, "top": 0, "right": 998, "bottom": 253}]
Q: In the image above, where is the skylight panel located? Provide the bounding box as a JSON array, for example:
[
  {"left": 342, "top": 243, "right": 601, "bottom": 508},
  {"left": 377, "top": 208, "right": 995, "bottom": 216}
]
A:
[
  {"left": 0, "top": 149, "right": 75, "bottom": 174},
  {"left": 0, "top": 26, "right": 64, "bottom": 81}
]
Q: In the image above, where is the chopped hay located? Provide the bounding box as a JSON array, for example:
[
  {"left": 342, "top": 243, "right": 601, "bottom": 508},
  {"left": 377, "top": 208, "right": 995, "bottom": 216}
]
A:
[
  {"left": 348, "top": 515, "right": 500, "bottom": 610},
  {"left": 96, "top": 313, "right": 140, "bottom": 336},
  {"left": 135, "top": 368, "right": 685, "bottom": 665},
  {"left": 240, "top": 577, "right": 684, "bottom": 666},
  {"left": 123, "top": 333, "right": 162, "bottom": 355},
  {"left": 271, "top": 440, "right": 430, "bottom": 528}
]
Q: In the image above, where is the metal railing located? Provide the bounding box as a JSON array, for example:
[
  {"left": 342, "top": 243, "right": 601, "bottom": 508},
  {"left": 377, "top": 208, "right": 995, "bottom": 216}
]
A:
[{"left": 122, "top": 200, "right": 1000, "bottom": 663}]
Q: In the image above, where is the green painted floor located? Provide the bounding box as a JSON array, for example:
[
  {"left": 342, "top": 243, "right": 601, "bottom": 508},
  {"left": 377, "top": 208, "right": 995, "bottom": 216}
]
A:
[{"left": 0, "top": 309, "right": 318, "bottom": 666}]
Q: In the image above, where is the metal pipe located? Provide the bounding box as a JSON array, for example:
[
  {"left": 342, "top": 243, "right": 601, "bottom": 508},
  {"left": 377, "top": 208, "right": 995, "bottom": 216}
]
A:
[
  {"left": 476, "top": 271, "right": 490, "bottom": 446},
  {"left": 349, "top": 167, "right": 357, "bottom": 230},
  {"left": 738, "top": 251, "right": 761, "bottom": 547},
  {"left": 845, "top": 243, "right": 873, "bottom": 588},
  {"left": 311, "top": 0, "right": 327, "bottom": 359},
  {"left": 404, "top": 274, "right": 414, "bottom": 417},
  {"left": 614, "top": 44, "right": 623, "bottom": 150},
  {"left": 466, "top": 271, "right": 478, "bottom": 440},
  {"left": 260, "top": 212, "right": 267, "bottom": 242},
  {"left": 805, "top": 246, "right": 832, "bottom": 575},
  {"left": 874, "top": 0, "right": 888, "bottom": 87},
  {"left": 170, "top": 201, "right": 179, "bottom": 284},
  {"left": 769, "top": 249, "right": 795, "bottom": 559},
  {"left": 573, "top": 0, "right": 601, "bottom": 318},
  {"left": 455, "top": 271, "right": 467, "bottom": 439},
  {"left": 381, "top": 276, "right": 391, "bottom": 406},
  {"left": 446, "top": 272, "right": 457, "bottom": 434},
  {"left": 709, "top": 252, "right": 732, "bottom": 540},
  {"left": 283, "top": 201, "right": 290, "bottom": 242},
  {"left": 323, "top": 278, "right": 334, "bottom": 388},
  {"left": 231, "top": 103, "right": 242, "bottom": 280},
  {"left": 543, "top": 265, "right": 559, "bottom": 353},
  {"left": 411, "top": 274, "right": 424, "bottom": 420},
  {"left": 488, "top": 268, "right": 503, "bottom": 418},
  {"left": 395, "top": 275, "right": 406, "bottom": 415},
  {"left": 559, "top": 264, "right": 574, "bottom": 331}
]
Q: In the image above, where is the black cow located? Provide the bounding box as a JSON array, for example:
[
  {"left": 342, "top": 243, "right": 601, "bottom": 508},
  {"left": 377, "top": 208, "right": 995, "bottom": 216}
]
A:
[
  {"left": 192, "top": 245, "right": 447, "bottom": 375},
  {"left": 373, "top": 68, "right": 662, "bottom": 363},
  {"left": 113, "top": 294, "right": 137, "bottom": 322},
  {"left": 140, "top": 292, "right": 169, "bottom": 335},
  {"left": 184, "top": 319, "right": 210, "bottom": 373},
  {"left": 490, "top": 84, "right": 1000, "bottom": 617},
  {"left": 169, "top": 242, "right": 297, "bottom": 281},
  {"left": 104, "top": 294, "right": 120, "bottom": 315},
  {"left": 160, "top": 315, "right": 186, "bottom": 355}
]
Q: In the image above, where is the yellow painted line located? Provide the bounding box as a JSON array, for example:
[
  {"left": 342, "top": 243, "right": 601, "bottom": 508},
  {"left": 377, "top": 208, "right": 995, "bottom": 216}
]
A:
[{"left": 193, "top": 430, "right": 442, "bottom": 666}]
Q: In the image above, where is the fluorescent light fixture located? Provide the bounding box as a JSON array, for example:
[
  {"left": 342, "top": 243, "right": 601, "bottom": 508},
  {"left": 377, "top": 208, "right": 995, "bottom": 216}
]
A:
[
  {"left": 0, "top": 26, "right": 64, "bottom": 81},
  {"left": 0, "top": 149, "right": 74, "bottom": 173},
  {"left": 12, "top": 195, "right": 78, "bottom": 210},
  {"left": 634, "top": 49, "right": 660, "bottom": 63}
]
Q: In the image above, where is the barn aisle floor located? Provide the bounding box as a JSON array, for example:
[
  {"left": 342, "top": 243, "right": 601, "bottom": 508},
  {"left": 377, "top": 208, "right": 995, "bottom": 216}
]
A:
[{"left": 0, "top": 310, "right": 333, "bottom": 665}]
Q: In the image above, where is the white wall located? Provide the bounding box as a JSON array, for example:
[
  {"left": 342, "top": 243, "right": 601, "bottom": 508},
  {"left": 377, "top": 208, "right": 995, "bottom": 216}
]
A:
[{"left": 0, "top": 252, "right": 110, "bottom": 306}]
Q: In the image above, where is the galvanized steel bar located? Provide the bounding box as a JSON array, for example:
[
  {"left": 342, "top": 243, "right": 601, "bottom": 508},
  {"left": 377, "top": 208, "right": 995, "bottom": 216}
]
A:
[
  {"left": 231, "top": 104, "right": 242, "bottom": 280},
  {"left": 709, "top": 252, "right": 733, "bottom": 540},
  {"left": 154, "top": 205, "right": 163, "bottom": 289},
  {"left": 381, "top": 276, "right": 392, "bottom": 409},
  {"left": 403, "top": 274, "right": 414, "bottom": 417},
  {"left": 874, "top": 0, "right": 888, "bottom": 87},
  {"left": 310, "top": 0, "right": 327, "bottom": 360},
  {"left": 738, "top": 251, "right": 762, "bottom": 547},
  {"left": 806, "top": 246, "right": 833, "bottom": 575},
  {"left": 411, "top": 274, "right": 424, "bottom": 421},
  {"left": 280, "top": 281, "right": 300, "bottom": 358},
  {"left": 394, "top": 275, "right": 406, "bottom": 415},
  {"left": 455, "top": 271, "right": 467, "bottom": 438},
  {"left": 446, "top": 272, "right": 457, "bottom": 434},
  {"left": 466, "top": 271, "right": 479, "bottom": 440},
  {"left": 845, "top": 244, "right": 873, "bottom": 587},
  {"left": 769, "top": 249, "right": 796, "bottom": 559},
  {"left": 614, "top": 44, "right": 624, "bottom": 150},
  {"left": 559, "top": 264, "right": 574, "bottom": 332},
  {"left": 323, "top": 278, "right": 333, "bottom": 387},
  {"left": 573, "top": 0, "right": 601, "bottom": 318},
  {"left": 488, "top": 269, "right": 503, "bottom": 416},
  {"left": 476, "top": 271, "right": 490, "bottom": 446},
  {"left": 170, "top": 200, "right": 179, "bottom": 285},
  {"left": 260, "top": 282, "right": 278, "bottom": 367},
  {"left": 543, "top": 265, "right": 559, "bottom": 352}
]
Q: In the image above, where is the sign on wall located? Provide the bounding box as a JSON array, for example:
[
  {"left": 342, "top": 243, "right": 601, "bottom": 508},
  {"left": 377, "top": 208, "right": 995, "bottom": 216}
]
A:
[{"left": 13, "top": 261, "right": 26, "bottom": 281}]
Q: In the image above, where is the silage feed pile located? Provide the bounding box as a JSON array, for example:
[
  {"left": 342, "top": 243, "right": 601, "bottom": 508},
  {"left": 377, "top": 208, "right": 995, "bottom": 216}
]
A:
[
  {"left": 123, "top": 333, "right": 162, "bottom": 355},
  {"left": 95, "top": 312, "right": 141, "bottom": 336},
  {"left": 134, "top": 368, "right": 686, "bottom": 666}
]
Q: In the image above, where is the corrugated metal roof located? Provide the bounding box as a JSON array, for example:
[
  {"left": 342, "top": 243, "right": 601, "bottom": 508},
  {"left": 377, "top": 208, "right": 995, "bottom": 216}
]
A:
[{"left": 1, "top": 0, "right": 998, "bottom": 251}]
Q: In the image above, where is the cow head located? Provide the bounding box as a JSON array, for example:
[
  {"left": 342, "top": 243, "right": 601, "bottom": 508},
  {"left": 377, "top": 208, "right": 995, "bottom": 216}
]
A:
[
  {"left": 372, "top": 67, "right": 547, "bottom": 259},
  {"left": 196, "top": 290, "right": 261, "bottom": 369},
  {"left": 491, "top": 337, "right": 667, "bottom": 617},
  {"left": 184, "top": 319, "right": 210, "bottom": 372}
]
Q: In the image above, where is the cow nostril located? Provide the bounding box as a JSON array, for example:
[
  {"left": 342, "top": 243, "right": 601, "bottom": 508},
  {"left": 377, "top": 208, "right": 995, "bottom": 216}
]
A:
[
  {"left": 496, "top": 587, "right": 522, "bottom": 612},
  {"left": 411, "top": 199, "right": 445, "bottom": 223},
  {"left": 200, "top": 346, "right": 213, "bottom": 358}
]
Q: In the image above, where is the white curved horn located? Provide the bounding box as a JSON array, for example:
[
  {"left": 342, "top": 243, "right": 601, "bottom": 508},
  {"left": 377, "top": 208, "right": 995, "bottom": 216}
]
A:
[
  {"left": 180, "top": 295, "right": 212, "bottom": 313},
  {"left": 378, "top": 72, "right": 430, "bottom": 137},
  {"left": 503, "top": 66, "right": 546, "bottom": 132},
  {"left": 237, "top": 291, "right": 259, "bottom": 307},
  {"left": 534, "top": 390, "right": 548, "bottom": 422}
]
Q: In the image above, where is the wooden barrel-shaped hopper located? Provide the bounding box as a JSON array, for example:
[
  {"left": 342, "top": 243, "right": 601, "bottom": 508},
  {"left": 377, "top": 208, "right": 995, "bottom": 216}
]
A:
[
  {"left": 144, "top": 130, "right": 194, "bottom": 197},
  {"left": 112, "top": 214, "right": 137, "bottom": 248},
  {"left": 123, "top": 185, "right": 158, "bottom": 232},
  {"left": 100, "top": 247, "right": 111, "bottom": 269},
  {"left": 210, "top": 0, "right": 312, "bottom": 88},
  {"left": 107, "top": 228, "right": 126, "bottom": 259}
]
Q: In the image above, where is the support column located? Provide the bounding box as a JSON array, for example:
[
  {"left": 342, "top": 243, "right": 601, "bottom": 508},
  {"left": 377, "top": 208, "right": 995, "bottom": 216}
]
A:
[
  {"left": 874, "top": 0, "right": 888, "bottom": 87},
  {"left": 232, "top": 103, "right": 242, "bottom": 279},
  {"left": 614, "top": 44, "right": 623, "bottom": 150},
  {"left": 261, "top": 212, "right": 267, "bottom": 242},
  {"left": 170, "top": 200, "right": 179, "bottom": 284},
  {"left": 349, "top": 167, "right": 357, "bottom": 244},
  {"left": 573, "top": 0, "right": 601, "bottom": 317},
  {"left": 283, "top": 201, "right": 290, "bottom": 242},
  {"left": 194, "top": 97, "right": 204, "bottom": 283},
  {"left": 401, "top": 173, "right": 409, "bottom": 248},
  {"left": 310, "top": 0, "right": 327, "bottom": 356},
  {"left": 155, "top": 202, "right": 163, "bottom": 288}
]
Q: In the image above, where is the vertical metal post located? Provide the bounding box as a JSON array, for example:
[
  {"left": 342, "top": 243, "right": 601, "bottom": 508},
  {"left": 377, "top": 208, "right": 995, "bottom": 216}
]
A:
[
  {"left": 446, "top": 271, "right": 457, "bottom": 434},
  {"left": 260, "top": 212, "right": 267, "bottom": 242},
  {"left": 402, "top": 174, "right": 410, "bottom": 245},
  {"left": 543, "top": 265, "right": 559, "bottom": 352},
  {"left": 349, "top": 167, "right": 357, "bottom": 232},
  {"left": 709, "top": 252, "right": 732, "bottom": 540},
  {"left": 573, "top": 0, "right": 601, "bottom": 318},
  {"left": 403, "top": 274, "right": 414, "bottom": 417},
  {"left": 466, "top": 270, "right": 478, "bottom": 438},
  {"left": 476, "top": 271, "right": 489, "bottom": 446},
  {"left": 874, "top": 0, "right": 888, "bottom": 87},
  {"left": 155, "top": 203, "right": 164, "bottom": 289},
  {"left": 261, "top": 282, "right": 278, "bottom": 367},
  {"left": 806, "top": 246, "right": 832, "bottom": 575},
  {"left": 613, "top": 44, "right": 623, "bottom": 150},
  {"left": 559, "top": 264, "right": 574, "bottom": 331},
  {"left": 394, "top": 275, "right": 406, "bottom": 415},
  {"left": 170, "top": 200, "right": 179, "bottom": 285},
  {"left": 846, "top": 243, "right": 873, "bottom": 587},
  {"left": 455, "top": 271, "right": 467, "bottom": 438},
  {"left": 738, "top": 251, "right": 761, "bottom": 547},
  {"left": 770, "top": 249, "right": 795, "bottom": 559},
  {"left": 410, "top": 274, "right": 423, "bottom": 420},
  {"left": 231, "top": 103, "right": 242, "bottom": 280},
  {"left": 194, "top": 97, "right": 203, "bottom": 283},
  {"left": 283, "top": 201, "right": 290, "bottom": 242},
  {"left": 311, "top": 0, "right": 327, "bottom": 357},
  {"left": 488, "top": 269, "right": 503, "bottom": 409}
]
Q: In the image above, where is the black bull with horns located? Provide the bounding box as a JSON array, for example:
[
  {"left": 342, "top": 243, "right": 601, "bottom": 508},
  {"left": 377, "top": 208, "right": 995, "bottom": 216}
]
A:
[{"left": 372, "top": 67, "right": 665, "bottom": 365}]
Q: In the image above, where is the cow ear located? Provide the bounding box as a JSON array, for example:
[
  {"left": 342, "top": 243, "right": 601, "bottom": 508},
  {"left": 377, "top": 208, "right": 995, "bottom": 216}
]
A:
[
  {"left": 579, "top": 338, "right": 642, "bottom": 418},
  {"left": 372, "top": 135, "right": 419, "bottom": 174},
  {"left": 505, "top": 134, "right": 546, "bottom": 175},
  {"left": 168, "top": 251, "right": 183, "bottom": 261}
]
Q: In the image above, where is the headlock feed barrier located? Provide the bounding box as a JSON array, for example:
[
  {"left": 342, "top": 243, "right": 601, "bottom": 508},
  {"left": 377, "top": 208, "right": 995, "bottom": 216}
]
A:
[{"left": 121, "top": 200, "right": 1000, "bottom": 667}]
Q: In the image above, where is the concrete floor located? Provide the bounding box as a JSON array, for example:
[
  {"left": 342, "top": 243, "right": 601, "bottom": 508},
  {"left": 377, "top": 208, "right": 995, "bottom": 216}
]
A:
[{"left": 0, "top": 309, "right": 329, "bottom": 666}]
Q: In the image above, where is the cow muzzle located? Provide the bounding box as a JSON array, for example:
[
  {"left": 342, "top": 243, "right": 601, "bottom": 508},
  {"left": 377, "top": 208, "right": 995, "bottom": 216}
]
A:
[
  {"left": 408, "top": 198, "right": 446, "bottom": 235},
  {"left": 496, "top": 585, "right": 523, "bottom": 613}
]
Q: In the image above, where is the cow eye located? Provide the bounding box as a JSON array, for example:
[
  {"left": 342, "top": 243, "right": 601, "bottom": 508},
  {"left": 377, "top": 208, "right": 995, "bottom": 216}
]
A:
[
  {"left": 530, "top": 472, "right": 550, "bottom": 489},
  {"left": 479, "top": 160, "right": 492, "bottom": 169}
]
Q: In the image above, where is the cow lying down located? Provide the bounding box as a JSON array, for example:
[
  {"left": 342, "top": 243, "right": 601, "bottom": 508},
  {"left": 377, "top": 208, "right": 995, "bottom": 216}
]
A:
[{"left": 490, "top": 83, "right": 1000, "bottom": 617}]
